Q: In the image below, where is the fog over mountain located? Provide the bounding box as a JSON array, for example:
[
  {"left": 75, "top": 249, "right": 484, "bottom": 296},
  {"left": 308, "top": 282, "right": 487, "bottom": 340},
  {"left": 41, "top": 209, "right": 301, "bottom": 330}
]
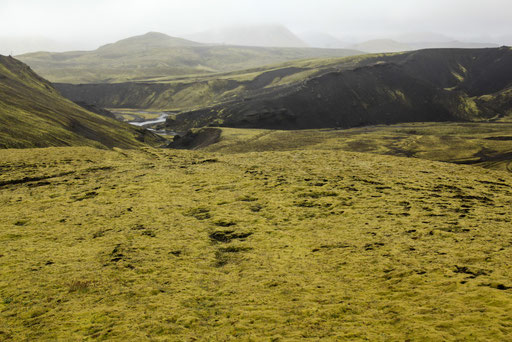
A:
[
  {"left": 1, "top": 0, "right": 511, "bottom": 54},
  {"left": 185, "top": 25, "right": 308, "bottom": 48}
]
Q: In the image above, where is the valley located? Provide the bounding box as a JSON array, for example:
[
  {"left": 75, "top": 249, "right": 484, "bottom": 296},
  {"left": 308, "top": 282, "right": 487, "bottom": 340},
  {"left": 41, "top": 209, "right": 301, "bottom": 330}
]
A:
[
  {"left": 1, "top": 27, "right": 512, "bottom": 341},
  {"left": 54, "top": 47, "right": 512, "bottom": 133}
]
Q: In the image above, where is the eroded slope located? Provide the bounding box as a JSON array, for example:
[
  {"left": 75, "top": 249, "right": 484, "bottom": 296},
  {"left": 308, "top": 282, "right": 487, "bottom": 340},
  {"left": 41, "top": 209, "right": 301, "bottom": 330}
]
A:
[{"left": 167, "top": 47, "right": 512, "bottom": 130}]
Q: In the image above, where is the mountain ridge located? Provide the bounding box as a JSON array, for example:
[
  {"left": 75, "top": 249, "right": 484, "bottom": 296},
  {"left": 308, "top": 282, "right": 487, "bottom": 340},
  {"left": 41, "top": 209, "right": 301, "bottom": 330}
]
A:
[
  {"left": 18, "top": 32, "right": 360, "bottom": 83},
  {"left": 163, "top": 47, "right": 512, "bottom": 131}
]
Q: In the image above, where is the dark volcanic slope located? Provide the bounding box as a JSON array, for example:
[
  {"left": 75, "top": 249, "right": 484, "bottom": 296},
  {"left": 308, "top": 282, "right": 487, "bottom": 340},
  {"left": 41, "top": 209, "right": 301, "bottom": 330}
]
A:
[
  {"left": 0, "top": 55, "right": 164, "bottom": 149},
  {"left": 167, "top": 47, "right": 512, "bottom": 131}
]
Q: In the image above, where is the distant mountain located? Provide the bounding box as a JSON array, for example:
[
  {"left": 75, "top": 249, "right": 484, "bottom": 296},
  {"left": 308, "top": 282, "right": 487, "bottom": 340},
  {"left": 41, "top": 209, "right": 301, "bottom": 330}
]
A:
[
  {"left": 96, "top": 32, "right": 203, "bottom": 54},
  {"left": 298, "top": 32, "right": 348, "bottom": 49},
  {"left": 0, "top": 55, "right": 163, "bottom": 149},
  {"left": 394, "top": 32, "right": 499, "bottom": 49},
  {"left": 408, "top": 41, "right": 499, "bottom": 50},
  {"left": 351, "top": 39, "right": 412, "bottom": 53},
  {"left": 0, "top": 36, "right": 74, "bottom": 56},
  {"left": 163, "top": 47, "right": 512, "bottom": 131},
  {"left": 18, "top": 32, "right": 361, "bottom": 83},
  {"left": 497, "top": 34, "right": 512, "bottom": 46},
  {"left": 394, "top": 32, "right": 454, "bottom": 43},
  {"left": 351, "top": 38, "right": 498, "bottom": 53},
  {"left": 185, "top": 25, "right": 308, "bottom": 48}
]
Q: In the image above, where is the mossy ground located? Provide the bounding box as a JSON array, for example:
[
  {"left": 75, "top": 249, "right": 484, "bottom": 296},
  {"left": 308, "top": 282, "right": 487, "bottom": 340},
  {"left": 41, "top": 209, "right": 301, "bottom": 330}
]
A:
[
  {"left": 1, "top": 146, "right": 511, "bottom": 340},
  {"left": 203, "top": 122, "right": 512, "bottom": 173}
]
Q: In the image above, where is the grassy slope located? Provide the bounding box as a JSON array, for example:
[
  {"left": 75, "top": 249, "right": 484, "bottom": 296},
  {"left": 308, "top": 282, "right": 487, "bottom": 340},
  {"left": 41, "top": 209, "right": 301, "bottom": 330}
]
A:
[
  {"left": 1, "top": 146, "right": 511, "bottom": 340},
  {"left": 0, "top": 55, "right": 164, "bottom": 149},
  {"left": 18, "top": 32, "right": 361, "bottom": 84},
  {"left": 53, "top": 52, "right": 404, "bottom": 111},
  {"left": 196, "top": 123, "right": 512, "bottom": 173}
]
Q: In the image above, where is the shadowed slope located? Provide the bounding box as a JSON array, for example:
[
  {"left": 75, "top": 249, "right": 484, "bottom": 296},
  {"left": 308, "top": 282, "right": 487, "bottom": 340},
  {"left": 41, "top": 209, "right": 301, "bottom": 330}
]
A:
[
  {"left": 0, "top": 55, "right": 164, "bottom": 149},
  {"left": 166, "top": 47, "right": 512, "bottom": 131}
]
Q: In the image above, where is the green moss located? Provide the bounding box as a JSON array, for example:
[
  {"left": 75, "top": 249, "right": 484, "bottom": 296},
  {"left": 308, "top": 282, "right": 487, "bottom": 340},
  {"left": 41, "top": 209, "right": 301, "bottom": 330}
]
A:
[
  {"left": 1, "top": 146, "right": 511, "bottom": 340},
  {"left": 451, "top": 71, "right": 465, "bottom": 82}
]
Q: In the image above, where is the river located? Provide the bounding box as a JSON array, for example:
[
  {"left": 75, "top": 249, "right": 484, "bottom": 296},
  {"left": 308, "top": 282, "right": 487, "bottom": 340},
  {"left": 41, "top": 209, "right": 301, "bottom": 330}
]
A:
[{"left": 128, "top": 113, "right": 168, "bottom": 127}]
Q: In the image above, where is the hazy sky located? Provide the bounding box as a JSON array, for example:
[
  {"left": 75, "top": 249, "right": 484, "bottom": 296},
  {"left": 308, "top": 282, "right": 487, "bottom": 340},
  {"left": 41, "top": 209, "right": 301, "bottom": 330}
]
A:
[{"left": 1, "top": 0, "right": 511, "bottom": 51}]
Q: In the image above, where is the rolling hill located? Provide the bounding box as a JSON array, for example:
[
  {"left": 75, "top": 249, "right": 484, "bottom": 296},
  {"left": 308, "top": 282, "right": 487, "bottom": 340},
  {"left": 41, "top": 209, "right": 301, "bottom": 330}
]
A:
[
  {"left": 161, "top": 47, "right": 512, "bottom": 131},
  {"left": 17, "top": 32, "right": 361, "bottom": 84},
  {"left": 1, "top": 144, "right": 512, "bottom": 340},
  {"left": 54, "top": 54, "right": 383, "bottom": 111},
  {"left": 0, "top": 55, "right": 164, "bottom": 149}
]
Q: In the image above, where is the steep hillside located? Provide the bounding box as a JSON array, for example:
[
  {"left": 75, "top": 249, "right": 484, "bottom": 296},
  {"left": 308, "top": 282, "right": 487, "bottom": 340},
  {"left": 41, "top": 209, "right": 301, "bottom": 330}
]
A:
[
  {"left": 164, "top": 48, "right": 512, "bottom": 131},
  {"left": 54, "top": 54, "right": 381, "bottom": 111},
  {"left": 18, "top": 32, "right": 361, "bottom": 83},
  {"left": 0, "top": 55, "right": 164, "bottom": 149}
]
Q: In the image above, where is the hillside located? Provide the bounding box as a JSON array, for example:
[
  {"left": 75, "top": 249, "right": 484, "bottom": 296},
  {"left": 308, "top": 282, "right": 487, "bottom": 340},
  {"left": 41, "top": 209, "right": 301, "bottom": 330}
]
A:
[
  {"left": 0, "top": 55, "right": 164, "bottom": 149},
  {"left": 1, "top": 146, "right": 511, "bottom": 340},
  {"left": 174, "top": 122, "right": 512, "bottom": 174},
  {"left": 55, "top": 48, "right": 512, "bottom": 131},
  {"left": 162, "top": 47, "right": 512, "bottom": 131},
  {"left": 55, "top": 54, "right": 383, "bottom": 111},
  {"left": 17, "top": 32, "right": 361, "bottom": 84}
]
